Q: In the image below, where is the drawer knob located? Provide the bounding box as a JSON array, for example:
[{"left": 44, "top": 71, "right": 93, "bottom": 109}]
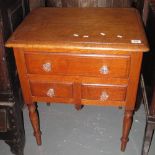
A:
[
  {"left": 100, "top": 66, "right": 109, "bottom": 75},
  {"left": 46, "top": 89, "right": 55, "bottom": 97},
  {"left": 42, "top": 62, "right": 52, "bottom": 72},
  {"left": 100, "top": 91, "right": 109, "bottom": 101}
]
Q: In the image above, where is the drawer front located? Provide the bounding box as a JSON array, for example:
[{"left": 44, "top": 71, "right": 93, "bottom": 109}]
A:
[
  {"left": 82, "top": 84, "right": 127, "bottom": 102},
  {"left": 25, "top": 53, "right": 130, "bottom": 78},
  {"left": 29, "top": 80, "right": 73, "bottom": 99}
]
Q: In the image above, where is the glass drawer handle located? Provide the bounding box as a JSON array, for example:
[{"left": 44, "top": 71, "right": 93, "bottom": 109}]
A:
[
  {"left": 42, "top": 62, "right": 52, "bottom": 72},
  {"left": 100, "top": 66, "right": 109, "bottom": 75},
  {"left": 100, "top": 91, "right": 109, "bottom": 101},
  {"left": 46, "top": 88, "right": 55, "bottom": 97}
]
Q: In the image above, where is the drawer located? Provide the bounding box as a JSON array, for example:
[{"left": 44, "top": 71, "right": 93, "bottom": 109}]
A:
[
  {"left": 25, "top": 53, "right": 130, "bottom": 78},
  {"left": 82, "top": 84, "right": 127, "bottom": 102},
  {"left": 29, "top": 80, "right": 73, "bottom": 99}
]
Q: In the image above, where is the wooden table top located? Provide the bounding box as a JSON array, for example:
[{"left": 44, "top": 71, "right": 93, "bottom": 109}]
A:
[{"left": 6, "top": 8, "right": 149, "bottom": 52}]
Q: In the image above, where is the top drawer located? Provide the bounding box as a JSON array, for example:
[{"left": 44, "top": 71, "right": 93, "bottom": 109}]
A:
[{"left": 24, "top": 52, "right": 130, "bottom": 78}]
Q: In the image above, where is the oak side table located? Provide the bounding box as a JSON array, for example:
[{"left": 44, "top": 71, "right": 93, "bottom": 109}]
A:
[{"left": 6, "top": 8, "right": 149, "bottom": 151}]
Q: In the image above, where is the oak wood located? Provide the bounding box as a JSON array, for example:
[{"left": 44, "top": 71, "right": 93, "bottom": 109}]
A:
[
  {"left": 120, "top": 52, "right": 143, "bottom": 151},
  {"left": 6, "top": 8, "right": 149, "bottom": 151},
  {"left": 30, "top": 80, "right": 73, "bottom": 98},
  {"left": 81, "top": 99, "right": 126, "bottom": 106},
  {"left": 28, "top": 74, "right": 129, "bottom": 85},
  {"left": 81, "top": 84, "right": 127, "bottom": 101},
  {"left": 74, "top": 82, "right": 83, "bottom": 110},
  {"left": 121, "top": 110, "right": 133, "bottom": 151},
  {"left": 125, "top": 52, "right": 143, "bottom": 110},
  {"left": 25, "top": 53, "right": 130, "bottom": 78},
  {"left": 6, "top": 8, "right": 149, "bottom": 52},
  {"left": 28, "top": 74, "right": 128, "bottom": 106},
  {"left": 28, "top": 104, "right": 41, "bottom": 145},
  {"left": 13, "top": 48, "right": 33, "bottom": 105},
  {"left": 32, "top": 96, "right": 74, "bottom": 104}
]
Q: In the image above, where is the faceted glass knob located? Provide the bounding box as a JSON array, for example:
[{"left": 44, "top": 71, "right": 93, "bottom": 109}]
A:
[
  {"left": 100, "top": 91, "right": 109, "bottom": 101},
  {"left": 42, "top": 62, "right": 51, "bottom": 72},
  {"left": 100, "top": 66, "right": 109, "bottom": 75},
  {"left": 46, "top": 88, "right": 55, "bottom": 97}
]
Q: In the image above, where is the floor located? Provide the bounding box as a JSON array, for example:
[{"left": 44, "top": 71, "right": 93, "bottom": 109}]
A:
[{"left": 0, "top": 103, "right": 155, "bottom": 155}]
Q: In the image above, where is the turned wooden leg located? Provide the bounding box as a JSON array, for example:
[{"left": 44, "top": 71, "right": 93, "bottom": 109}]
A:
[
  {"left": 28, "top": 104, "right": 42, "bottom": 145},
  {"left": 118, "top": 106, "right": 123, "bottom": 109},
  {"left": 121, "top": 110, "right": 133, "bottom": 152},
  {"left": 46, "top": 102, "right": 51, "bottom": 106},
  {"left": 141, "top": 122, "right": 154, "bottom": 155},
  {"left": 75, "top": 104, "right": 84, "bottom": 111}
]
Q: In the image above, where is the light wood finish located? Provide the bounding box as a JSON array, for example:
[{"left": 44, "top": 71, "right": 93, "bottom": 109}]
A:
[
  {"left": 125, "top": 52, "right": 143, "bottom": 110},
  {"left": 6, "top": 8, "right": 149, "bottom": 52},
  {"left": 121, "top": 110, "right": 133, "bottom": 151},
  {"left": 81, "top": 84, "right": 127, "bottom": 101},
  {"left": 28, "top": 104, "right": 41, "bottom": 145},
  {"left": 25, "top": 53, "right": 130, "bottom": 78},
  {"left": 6, "top": 8, "right": 149, "bottom": 152},
  {"left": 74, "top": 82, "right": 83, "bottom": 110},
  {"left": 30, "top": 80, "right": 73, "bottom": 98}
]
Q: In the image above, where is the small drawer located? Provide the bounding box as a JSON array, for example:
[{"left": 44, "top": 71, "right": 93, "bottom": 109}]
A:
[
  {"left": 82, "top": 84, "right": 127, "bottom": 102},
  {"left": 25, "top": 53, "right": 130, "bottom": 78},
  {"left": 29, "top": 80, "right": 73, "bottom": 99}
]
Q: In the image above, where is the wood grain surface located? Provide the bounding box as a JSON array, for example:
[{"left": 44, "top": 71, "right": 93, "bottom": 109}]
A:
[
  {"left": 24, "top": 53, "right": 130, "bottom": 78},
  {"left": 6, "top": 8, "right": 149, "bottom": 52}
]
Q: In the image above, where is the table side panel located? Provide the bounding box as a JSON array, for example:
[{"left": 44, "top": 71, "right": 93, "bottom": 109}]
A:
[
  {"left": 13, "top": 48, "right": 32, "bottom": 104},
  {"left": 125, "top": 52, "right": 143, "bottom": 110}
]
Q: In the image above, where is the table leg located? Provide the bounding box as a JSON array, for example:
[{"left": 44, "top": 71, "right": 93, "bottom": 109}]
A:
[
  {"left": 75, "top": 104, "right": 83, "bottom": 110},
  {"left": 28, "top": 104, "right": 42, "bottom": 145},
  {"left": 121, "top": 110, "right": 133, "bottom": 151},
  {"left": 46, "top": 102, "right": 51, "bottom": 106}
]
